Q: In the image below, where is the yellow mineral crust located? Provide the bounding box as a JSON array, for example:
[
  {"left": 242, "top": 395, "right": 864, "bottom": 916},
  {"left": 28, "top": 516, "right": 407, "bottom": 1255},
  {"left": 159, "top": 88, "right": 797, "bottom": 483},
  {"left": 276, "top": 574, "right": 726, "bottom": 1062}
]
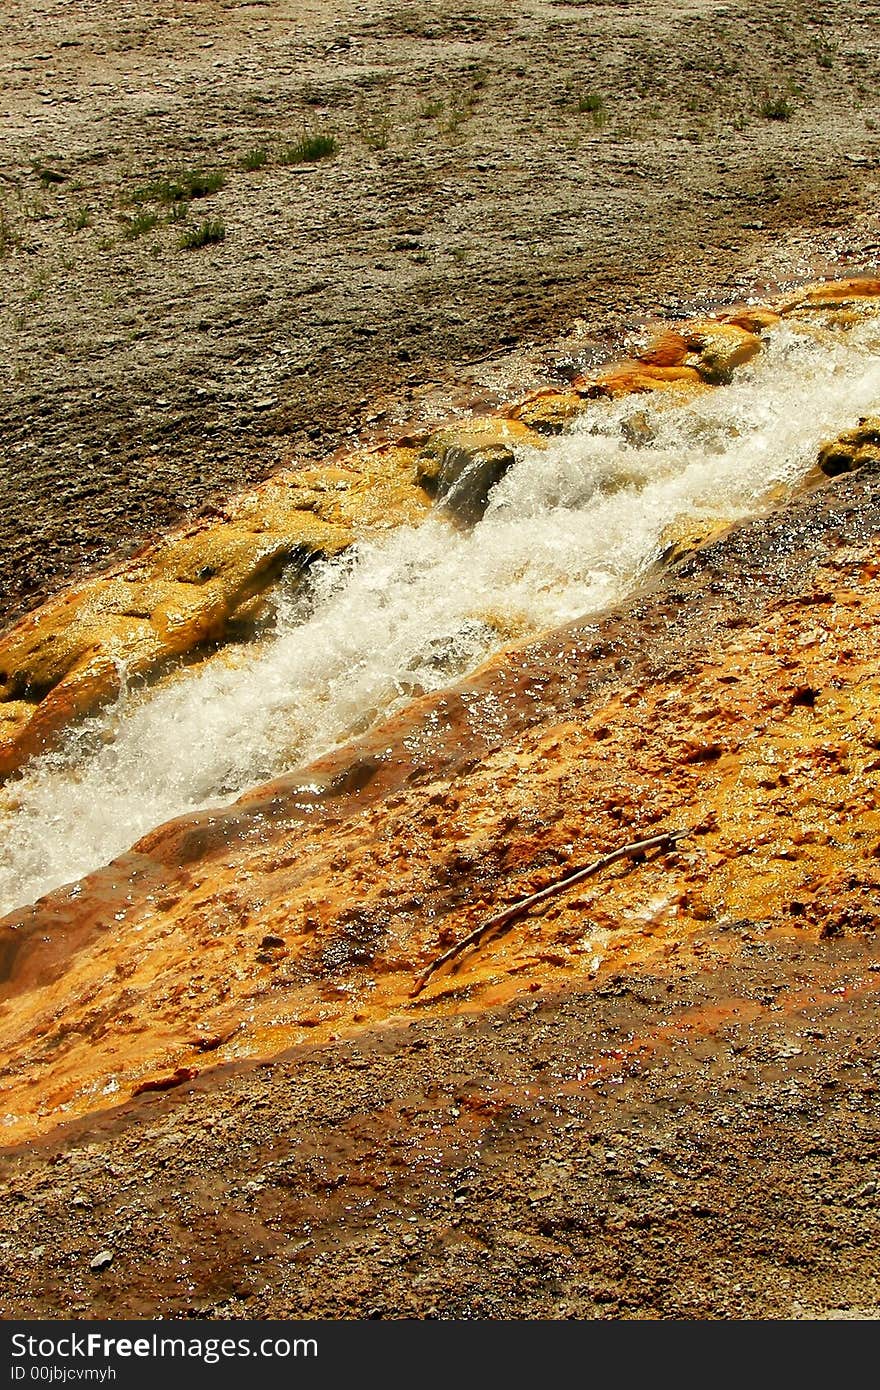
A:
[{"left": 0, "top": 455, "right": 425, "bottom": 779}]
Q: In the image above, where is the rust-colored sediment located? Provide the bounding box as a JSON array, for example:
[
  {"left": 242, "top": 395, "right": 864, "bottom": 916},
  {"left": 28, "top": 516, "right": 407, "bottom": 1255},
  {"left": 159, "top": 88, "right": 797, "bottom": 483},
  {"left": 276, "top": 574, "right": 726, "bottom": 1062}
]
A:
[{"left": 2, "top": 443, "right": 880, "bottom": 1144}]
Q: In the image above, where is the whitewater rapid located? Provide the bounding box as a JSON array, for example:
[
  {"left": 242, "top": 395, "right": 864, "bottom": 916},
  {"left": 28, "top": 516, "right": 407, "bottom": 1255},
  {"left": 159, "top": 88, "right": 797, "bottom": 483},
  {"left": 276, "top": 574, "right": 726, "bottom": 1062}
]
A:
[{"left": 2, "top": 317, "right": 880, "bottom": 915}]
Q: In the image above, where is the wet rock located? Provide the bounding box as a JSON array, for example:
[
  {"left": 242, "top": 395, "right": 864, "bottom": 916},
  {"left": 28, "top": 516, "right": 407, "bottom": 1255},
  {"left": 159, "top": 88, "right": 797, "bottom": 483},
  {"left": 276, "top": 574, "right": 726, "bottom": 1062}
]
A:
[
  {"left": 659, "top": 517, "right": 732, "bottom": 566},
  {"left": 780, "top": 277, "right": 880, "bottom": 312},
  {"left": 578, "top": 362, "right": 706, "bottom": 398},
  {"left": 0, "top": 650, "right": 130, "bottom": 780},
  {"left": 0, "top": 701, "right": 33, "bottom": 760},
  {"left": 323, "top": 449, "right": 431, "bottom": 532},
  {"left": 506, "top": 388, "right": 588, "bottom": 435},
  {"left": 416, "top": 419, "right": 539, "bottom": 524},
  {"left": 0, "top": 453, "right": 427, "bottom": 781},
  {"left": 817, "top": 417, "right": 880, "bottom": 477},
  {"left": 634, "top": 328, "right": 690, "bottom": 367},
  {"left": 132, "top": 1067, "right": 199, "bottom": 1096},
  {"left": 574, "top": 316, "right": 760, "bottom": 396},
  {"left": 721, "top": 306, "right": 781, "bottom": 334},
  {"left": 681, "top": 321, "right": 762, "bottom": 384}
]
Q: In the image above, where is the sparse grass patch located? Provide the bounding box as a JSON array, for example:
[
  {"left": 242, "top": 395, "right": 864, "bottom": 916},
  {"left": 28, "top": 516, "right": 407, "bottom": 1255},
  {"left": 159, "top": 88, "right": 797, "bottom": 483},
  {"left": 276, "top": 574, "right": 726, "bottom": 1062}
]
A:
[
  {"left": 445, "top": 97, "right": 477, "bottom": 136},
  {"left": 239, "top": 146, "right": 269, "bottom": 171},
  {"left": 131, "top": 169, "right": 225, "bottom": 205},
  {"left": 26, "top": 268, "right": 50, "bottom": 302},
  {"left": 67, "top": 207, "right": 92, "bottom": 231},
  {"left": 18, "top": 192, "right": 50, "bottom": 222},
  {"left": 419, "top": 98, "right": 445, "bottom": 119},
  {"left": 358, "top": 111, "right": 391, "bottom": 152},
  {"left": 167, "top": 201, "right": 189, "bottom": 224},
  {"left": 443, "top": 66, "right": 489, "bottom": 136},
  {"left": 0, "top": 203, "right": 22, "bottom": 257},
  {"left": 179, "top": 218, "right": 226, "bottom": 250},
  {"left": 577, "top": 92, "right": 607, "bottom": 127},
  {"left": 758, "top": 94, "right": 793, "bottom": 120},
  {"left": 278, "top": 133, "right": 338, "bottom": 165},
  {"left": 121, "top": 210, "right": 159, "bottom": 239}
]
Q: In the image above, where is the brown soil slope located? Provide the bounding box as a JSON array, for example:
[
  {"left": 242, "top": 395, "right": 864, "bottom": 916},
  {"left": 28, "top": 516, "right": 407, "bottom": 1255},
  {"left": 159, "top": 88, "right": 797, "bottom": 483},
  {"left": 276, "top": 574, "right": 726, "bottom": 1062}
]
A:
[
  {"left": 2, "top": 0, "right": 880, "bottom": 628},
  {"left": 1, "top": 461, "right": 879, "bottom": 1319}
]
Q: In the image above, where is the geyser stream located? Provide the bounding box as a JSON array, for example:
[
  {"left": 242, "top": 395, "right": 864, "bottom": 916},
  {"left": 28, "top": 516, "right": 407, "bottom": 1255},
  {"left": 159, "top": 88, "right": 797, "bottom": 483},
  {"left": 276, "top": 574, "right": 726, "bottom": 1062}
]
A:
[{"left": 2, "top": 319, "right": 880, "bottom": 915}]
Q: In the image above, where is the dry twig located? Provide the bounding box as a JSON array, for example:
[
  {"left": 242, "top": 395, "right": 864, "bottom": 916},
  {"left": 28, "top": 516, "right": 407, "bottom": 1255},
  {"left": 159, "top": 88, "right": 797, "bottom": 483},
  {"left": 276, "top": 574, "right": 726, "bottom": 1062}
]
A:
[{"left": 411, "top": 827, "right": 690, "bottom": 996}]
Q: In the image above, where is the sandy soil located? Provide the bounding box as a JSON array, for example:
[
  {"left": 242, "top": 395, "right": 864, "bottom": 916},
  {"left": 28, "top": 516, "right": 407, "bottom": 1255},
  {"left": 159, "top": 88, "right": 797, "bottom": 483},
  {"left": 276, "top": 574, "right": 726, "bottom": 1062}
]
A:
[
  {"left": 2, "top": 929, "right": 879, "bottom": 1320},
  {"left": 1, "top": 0, "right": 879, "bottom": 629}
]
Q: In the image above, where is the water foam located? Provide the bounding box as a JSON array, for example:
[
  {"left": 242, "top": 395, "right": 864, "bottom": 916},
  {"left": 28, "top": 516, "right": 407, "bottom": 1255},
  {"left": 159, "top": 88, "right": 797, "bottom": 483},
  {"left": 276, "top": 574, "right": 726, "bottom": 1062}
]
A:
[{"left": 2, "top": 319, "right": 879, "bottom": 914}]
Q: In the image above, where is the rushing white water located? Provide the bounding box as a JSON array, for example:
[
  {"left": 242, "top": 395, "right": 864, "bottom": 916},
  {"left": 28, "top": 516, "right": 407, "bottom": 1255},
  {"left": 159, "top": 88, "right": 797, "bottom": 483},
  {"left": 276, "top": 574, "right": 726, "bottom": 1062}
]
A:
[{"left": 2, "top": 318, "right": 880, "bottom": 915}]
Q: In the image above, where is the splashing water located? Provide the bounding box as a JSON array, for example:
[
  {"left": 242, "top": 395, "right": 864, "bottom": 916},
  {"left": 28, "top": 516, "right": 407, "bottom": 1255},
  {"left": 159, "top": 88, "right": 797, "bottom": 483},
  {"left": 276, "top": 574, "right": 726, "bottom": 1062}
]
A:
[{"left": 2, "top": 318, "right": 880, "bottom": 914}]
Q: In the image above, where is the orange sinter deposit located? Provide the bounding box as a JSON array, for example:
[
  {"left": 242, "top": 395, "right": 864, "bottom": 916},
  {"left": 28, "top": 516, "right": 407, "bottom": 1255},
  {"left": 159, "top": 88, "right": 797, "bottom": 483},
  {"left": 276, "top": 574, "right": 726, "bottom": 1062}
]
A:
[{"left": 2, "top": 438, "right": 880, "bottom": 1142}]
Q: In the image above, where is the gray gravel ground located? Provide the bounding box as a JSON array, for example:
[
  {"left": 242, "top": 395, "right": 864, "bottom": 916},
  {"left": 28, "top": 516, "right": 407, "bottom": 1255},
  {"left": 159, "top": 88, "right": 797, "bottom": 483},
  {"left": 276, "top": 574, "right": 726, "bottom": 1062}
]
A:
[{"left": 1, "top": 0, "right": 879, "bottom": 628}]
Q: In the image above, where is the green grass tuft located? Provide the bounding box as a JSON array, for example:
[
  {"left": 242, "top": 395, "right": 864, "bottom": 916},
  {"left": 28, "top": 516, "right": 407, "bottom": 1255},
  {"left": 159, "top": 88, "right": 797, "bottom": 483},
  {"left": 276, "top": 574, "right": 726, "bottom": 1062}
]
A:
[
  {"left": 239, "top": 146, "right": 269, "bottom": 171},
  {"left": 758, "top": 95, "right": 793, "bottom": 121},
  {"left": 0, "top": 204, "right": 22, "bottom": 257},
  {"left": 179, "top": 218, "right": 226, "bottom": 250},
  {"left": 278, "top": 133, "right": 338, "bottom": 165},
  {"left": 122, "top": 210, "right": 159, "bottom": 239},
  {"left": 577, "top": 91, "right": 607, "bottom": 127},
  {"left": 67, "top": 207, "right": 93, "bottom": 231},
  {"left": 132, "top": 169, "right": 225, "bottom": 205},
  {"left": 359, "top": 116, "right": 390, "bottom": 152}
]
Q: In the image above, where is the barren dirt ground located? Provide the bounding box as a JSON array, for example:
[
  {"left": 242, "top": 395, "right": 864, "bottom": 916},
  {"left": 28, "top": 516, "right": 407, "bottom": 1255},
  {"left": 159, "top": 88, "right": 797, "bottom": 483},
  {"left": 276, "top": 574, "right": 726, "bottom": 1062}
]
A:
[
  {"left": 1, "top": 0, "right": 879, "bottom": 628},
  {"left": 3, "top": 928, "right": 880, "bottom": 1321}
]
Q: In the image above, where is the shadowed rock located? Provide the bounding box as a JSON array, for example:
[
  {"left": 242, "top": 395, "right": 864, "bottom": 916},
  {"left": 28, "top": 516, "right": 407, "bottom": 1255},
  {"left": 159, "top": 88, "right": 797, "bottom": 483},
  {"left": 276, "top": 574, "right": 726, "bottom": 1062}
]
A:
[
  {"left": 416, "top": 418, "right": 540, "bottom": 524},
  {"left": 818, "top": 417, "right": 880, "bottom": 477}
]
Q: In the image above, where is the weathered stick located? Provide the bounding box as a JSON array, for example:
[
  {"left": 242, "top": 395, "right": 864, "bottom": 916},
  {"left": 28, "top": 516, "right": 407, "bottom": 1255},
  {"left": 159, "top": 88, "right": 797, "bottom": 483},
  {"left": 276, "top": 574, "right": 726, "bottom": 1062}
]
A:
[{"left": 411, "top": 827, "right": 690, "bottom": 997}]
